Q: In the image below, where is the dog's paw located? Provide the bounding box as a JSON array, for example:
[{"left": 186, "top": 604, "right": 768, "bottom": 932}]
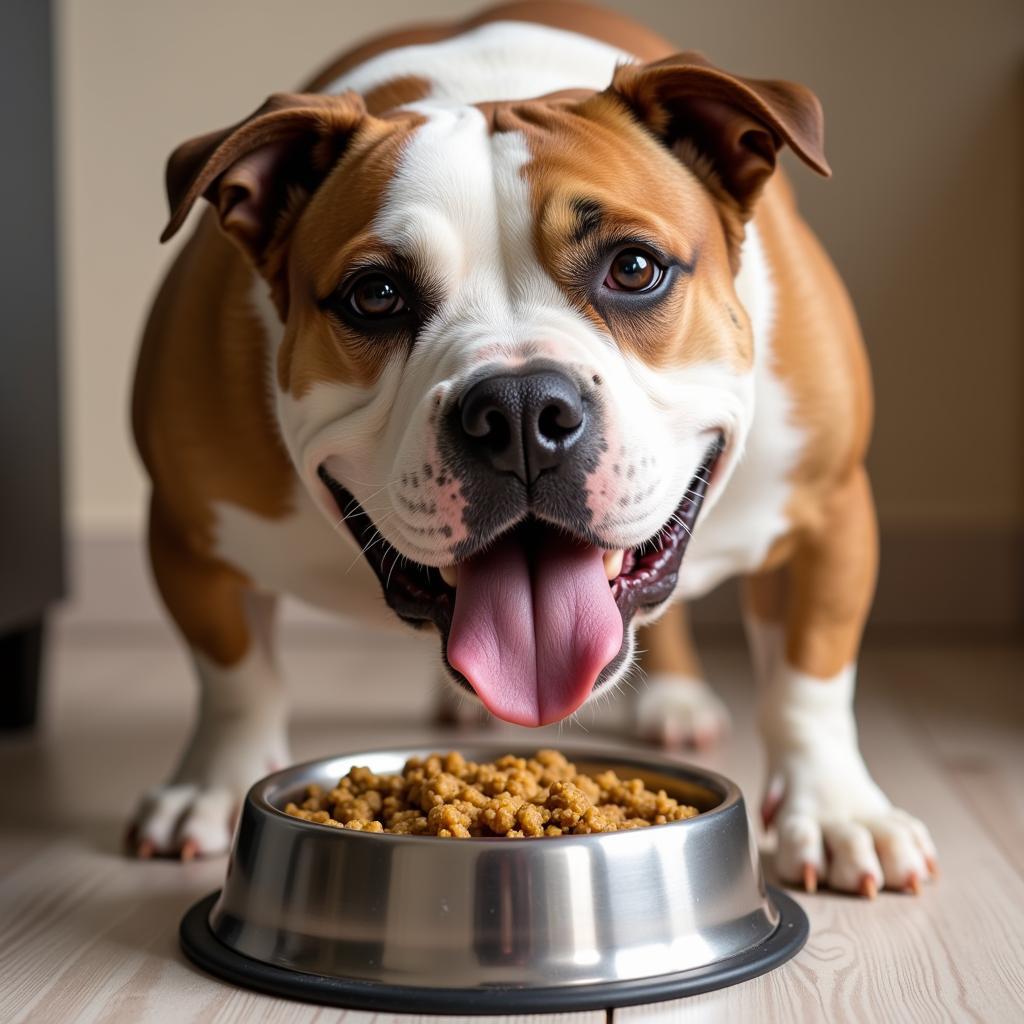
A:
[
  {"left": 127, "top": 722, "right": 289, "bottom": 859},
  {"left": 635, "top": 673, "right": 730, "bottom": 750},
  {"left": 762, "top": 738, "right": 938, "bottom": 896},
  {"left": 771, "top": 801, "right": 938, "bottom": 897},
  {"left": 127, "top": 783, "right": 238, "bottom": 860}
]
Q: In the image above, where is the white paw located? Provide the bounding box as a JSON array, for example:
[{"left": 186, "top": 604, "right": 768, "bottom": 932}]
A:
[
  {"left": 129, "top": 721, "right": 289, "bottom": 859},
  {"left": 771, "top": 799, "right": 938, "bottom": 896},
  {"left": 760, "top": 664, "right": 937, "bottom": 896},
  {"left": 636, "top": 673, "right": 731, "bottom": 750},
  {"left": 129, "top": 783, "right": 238, "bottom": 859}
]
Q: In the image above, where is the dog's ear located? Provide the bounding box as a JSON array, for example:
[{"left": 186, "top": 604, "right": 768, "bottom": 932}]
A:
[
  {"left": 608, "top": 53, "right": 830, "bottom": 215},
  {"left": 160, "top": 91, "right": 369, "bottom": 263}
]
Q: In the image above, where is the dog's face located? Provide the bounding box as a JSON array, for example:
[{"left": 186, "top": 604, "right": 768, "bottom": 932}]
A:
[{"left": 164, "top": 54, "right": 827, "bottom": 726}]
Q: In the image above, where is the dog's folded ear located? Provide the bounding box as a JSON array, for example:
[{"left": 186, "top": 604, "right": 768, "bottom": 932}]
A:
[
  {"left": 160, "top": 91, "right": 368, "bottom": 263},
  {"left": 608, "top": 53, "right": 830, "bottom": 214}
]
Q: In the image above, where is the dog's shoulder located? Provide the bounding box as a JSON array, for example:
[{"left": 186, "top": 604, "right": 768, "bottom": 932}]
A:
[{"left": 133, "top": 210, "right": 294, "bottom": 536}]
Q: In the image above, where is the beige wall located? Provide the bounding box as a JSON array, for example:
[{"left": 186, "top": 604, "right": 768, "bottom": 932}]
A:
[{"left": 57, "top": 0, "right": 1024, "bottom": 537}]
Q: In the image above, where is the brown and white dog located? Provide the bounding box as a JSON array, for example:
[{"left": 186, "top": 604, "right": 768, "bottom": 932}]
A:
[{"left": 131, "top": 1, "right": 936, "bottom": 894}]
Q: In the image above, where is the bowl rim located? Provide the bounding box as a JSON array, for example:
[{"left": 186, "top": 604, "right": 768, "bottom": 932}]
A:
[{"left": 246, "top": 742, "right": 744, "bottom": 846}]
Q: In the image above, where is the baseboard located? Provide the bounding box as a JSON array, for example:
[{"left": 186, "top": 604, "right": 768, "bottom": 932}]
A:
[{"left": 58, "top": 526, "right": 1024, "bottom": 638}]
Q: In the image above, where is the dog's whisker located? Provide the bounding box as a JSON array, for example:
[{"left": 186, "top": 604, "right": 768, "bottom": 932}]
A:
[
  {"left": 341, "top": 515, "right": 398, "bottom": 575},
  {"left": 384, "top": 545, "right": 404, "bottom": 590}
]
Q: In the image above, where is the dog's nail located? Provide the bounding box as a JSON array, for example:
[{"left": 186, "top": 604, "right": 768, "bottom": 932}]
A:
[
  {"left": 602, "top": 548, "right": 625, "bottom": 580},
  {"left": 136, "top": 839, "right": 156, "bottom": 860},
  {"left": 802, "top": 863, "right": 818, "bottom": 894},
  {"left": 180, "top": 839, "right": 199, "bottom": 862},
  {"left": 926, "top": 855, "right": 940, "bottom": 879},
  {"left": 905, "top": 872, "right": 921, "bottom": 895},
  {"left": 859, "top": 873, "right": 878, "bottom": 900}
]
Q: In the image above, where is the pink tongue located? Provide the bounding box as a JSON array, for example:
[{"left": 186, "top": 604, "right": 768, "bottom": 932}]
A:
[{"left": 447, "top": 529, "right": 624, "bottom": 727}]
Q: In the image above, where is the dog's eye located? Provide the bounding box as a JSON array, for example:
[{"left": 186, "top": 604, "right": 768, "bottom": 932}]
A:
[
  {"left": 346, "top": 273, "right": 407, "bottom": 318},
  {"left": 604, "top": 249, "right": 664, "bottom": 292}
]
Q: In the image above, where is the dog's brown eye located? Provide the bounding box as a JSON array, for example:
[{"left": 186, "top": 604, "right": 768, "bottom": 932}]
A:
[
  {"left": 348, "top": 274, "right": 406, "bottom": 318},
  {"left": 605, "top": 249, "right": 662, "bottom": 292}
]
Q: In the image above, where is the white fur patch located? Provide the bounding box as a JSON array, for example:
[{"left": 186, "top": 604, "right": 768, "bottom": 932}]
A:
[
  {"left": 759, "top": 660, "right": 888, "bottom": 820},
  {"left": 323, "top": 21, "right": 635, "bottom": 103}
]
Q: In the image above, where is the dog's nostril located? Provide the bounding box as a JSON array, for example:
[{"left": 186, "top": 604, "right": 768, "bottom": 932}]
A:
[
  {"left": 538, "top": 401, "right": 581, "bottom": 442},
  {"left": 461, "top": 397, "right": 511, "bottom": 446},
  {"left": 481, "top": 409, "right": 511, "bottom": 451}
]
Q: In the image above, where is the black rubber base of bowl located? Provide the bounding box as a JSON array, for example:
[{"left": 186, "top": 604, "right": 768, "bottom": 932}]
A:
[{"left": 180, "top": 888, "right": 808, "bottom": 1014}]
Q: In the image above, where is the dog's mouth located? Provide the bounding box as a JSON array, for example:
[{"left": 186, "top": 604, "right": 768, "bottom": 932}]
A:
[{"left": 318, "top": 436, "right": 723, "bottom": 727}]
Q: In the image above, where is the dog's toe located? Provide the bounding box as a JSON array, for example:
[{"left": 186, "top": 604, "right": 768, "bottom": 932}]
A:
[
  {"left": 821, "top": 820, "right": 884, "bottom": 894},
  {"left": 863, "top": 811, "right": 935, "bottom": 892},
  {"left": 635, "top": 673, "right": 730, "bottom": 750},
  {"left": 774, "top": 812, "right": 825, "bottom": 885}
]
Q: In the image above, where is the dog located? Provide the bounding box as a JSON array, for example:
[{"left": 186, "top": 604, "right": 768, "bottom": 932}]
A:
[{"left": 129, "top": 0, "right": 936, "bottom": 894}]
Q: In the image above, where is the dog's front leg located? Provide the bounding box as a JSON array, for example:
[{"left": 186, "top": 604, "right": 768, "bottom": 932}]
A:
[
  {"left": 128, "top": 507, "right": 289, "bottom": 859},
  {"left": 744, "top": 468, "right": 937, "bottom": 896},
  {"left": 635, "top": 601, "right": 731, "bottom": 749}
]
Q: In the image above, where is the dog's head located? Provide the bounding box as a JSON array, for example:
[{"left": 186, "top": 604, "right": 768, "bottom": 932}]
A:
[{"left": 163, "top": 52, "right": 827, "bottom": 726}]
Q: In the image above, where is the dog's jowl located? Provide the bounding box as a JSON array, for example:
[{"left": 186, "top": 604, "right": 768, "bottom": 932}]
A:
[{"left": 130, "top": 1, "right": 936, "bottom": 894}]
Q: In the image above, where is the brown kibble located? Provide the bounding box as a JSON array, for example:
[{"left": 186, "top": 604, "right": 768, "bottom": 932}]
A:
[{"left": 284, "top": 750, "right": 699, "bottom": 837}]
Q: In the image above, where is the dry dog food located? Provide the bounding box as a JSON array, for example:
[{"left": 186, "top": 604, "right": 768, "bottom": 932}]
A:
[{"left": 284, "top": 749, "right": 698, "bottom": 837}]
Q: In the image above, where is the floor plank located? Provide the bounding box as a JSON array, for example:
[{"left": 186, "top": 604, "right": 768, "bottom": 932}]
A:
[
  {"left": 886, "top": 645, "right": 1024, "bottom": 879},
  {"left": 1, "top": 623, "right": 1022, "bottom": 1022}
]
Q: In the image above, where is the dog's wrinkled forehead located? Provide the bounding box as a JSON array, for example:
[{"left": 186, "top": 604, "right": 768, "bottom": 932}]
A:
[{"left": 375, "top": 102, "right": 568, "bottom": 353}]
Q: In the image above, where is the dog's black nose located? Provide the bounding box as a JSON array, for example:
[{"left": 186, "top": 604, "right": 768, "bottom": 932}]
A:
[{"left": 459, "top": 370, "right": 585, "bottom": 485}]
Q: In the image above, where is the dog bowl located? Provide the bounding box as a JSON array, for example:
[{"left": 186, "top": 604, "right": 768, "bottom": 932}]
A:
[{"left": 180, "top": 744, "right": 807, "bottom": 1012}]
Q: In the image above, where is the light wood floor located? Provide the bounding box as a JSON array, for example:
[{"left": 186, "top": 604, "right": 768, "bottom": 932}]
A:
[{"left": 1, "top": 621, "right": 1022, "bottom": 1023}]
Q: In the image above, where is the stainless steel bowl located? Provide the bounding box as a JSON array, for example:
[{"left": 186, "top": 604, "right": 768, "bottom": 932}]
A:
[{"left": 181, "top": 744, "right": 807, "bottom": 1012}]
